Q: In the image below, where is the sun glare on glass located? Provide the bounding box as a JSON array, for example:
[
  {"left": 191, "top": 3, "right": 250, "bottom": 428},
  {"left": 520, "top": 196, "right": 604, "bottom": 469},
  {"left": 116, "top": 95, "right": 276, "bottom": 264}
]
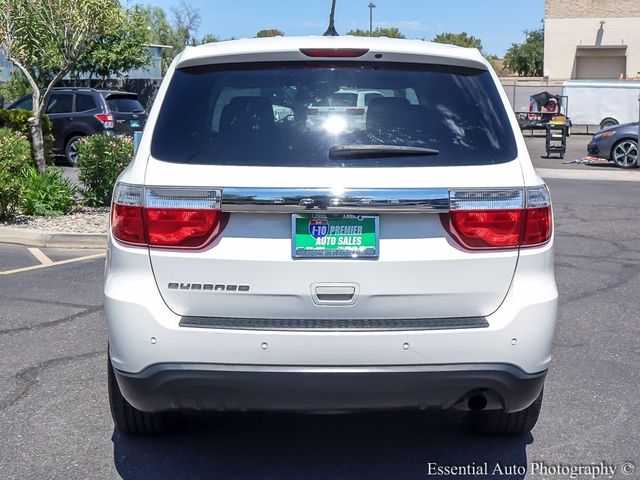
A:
[{"left": 322, "top": 115, "right": 347, "bottom": 135}]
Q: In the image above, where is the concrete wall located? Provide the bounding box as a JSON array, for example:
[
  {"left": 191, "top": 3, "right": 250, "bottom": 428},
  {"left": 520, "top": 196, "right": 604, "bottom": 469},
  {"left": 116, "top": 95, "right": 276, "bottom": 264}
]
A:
[
  {"left": 544, "top": 0, "right": 640, "bottom": 80},
  {"left": 545, "top": 0, "right": 640, "bottom": 18}
]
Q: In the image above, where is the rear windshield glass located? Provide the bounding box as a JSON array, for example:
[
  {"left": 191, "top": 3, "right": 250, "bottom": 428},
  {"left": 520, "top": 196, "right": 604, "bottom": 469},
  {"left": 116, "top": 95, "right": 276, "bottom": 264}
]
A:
[
  {"left": 151, "top": 62, "right": 517, "bottom": 167},
  {"left": 106, "top": 97, "right": 144, "bottom": 113}
]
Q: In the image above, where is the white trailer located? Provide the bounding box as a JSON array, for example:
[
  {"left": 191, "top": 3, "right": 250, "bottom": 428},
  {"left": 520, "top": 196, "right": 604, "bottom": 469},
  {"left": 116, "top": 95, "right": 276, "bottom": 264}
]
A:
[{"left": 562, "top": 80, "right": 640, "bottom": 130}]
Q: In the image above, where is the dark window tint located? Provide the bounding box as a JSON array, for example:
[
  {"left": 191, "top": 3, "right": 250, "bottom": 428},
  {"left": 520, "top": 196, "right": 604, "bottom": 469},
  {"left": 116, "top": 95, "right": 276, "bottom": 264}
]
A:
[
  {"left": 10, "top": 96, "right": 33, "bottom": 111},
  {"left": 106, "top": 97, "right": 144, "bottom": 113},
  {"left": 46, "top": 94, "right": 73, "bottom": 114},
  {"left": 75, "top": 94, "right": 97, "bottom": 112},
  {"left": 151, "top": 62, "right": 518, "bottom": 168}
]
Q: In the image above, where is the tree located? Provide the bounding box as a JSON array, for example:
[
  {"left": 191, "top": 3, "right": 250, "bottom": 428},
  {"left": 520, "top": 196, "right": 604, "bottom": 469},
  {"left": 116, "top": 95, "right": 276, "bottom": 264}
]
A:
[
  {"left": 200, "top": 33, "right": 220, "bottom": 44},
  {"left": 347, "top": 27, "right": 405, "bottom": 39},
  {"left": 172, "top": 0, "right": 200, "bottom": 48},
  {"left": 256, "top": 29, "right": 284, "bottom": 38},
  {"left": 140, "top": 2, "right": 204, "bottom": 73},
  {"left": 0, "top": 0, "right": 123, "bottom": 172},
  {"left": 72, "top": 8, "right": 151, "bottom": 84},
  {"left": 432, "top": 32, "right": 482, "bottom": 51},
  {"left": 0, "top": 71, "right": 32, "bottom": 104},
  {"left": 504, "top": 27, "right": 544, "bottom": 77},
  {"left": 139, "top": 6, "right": 177, "bottom": 73}
]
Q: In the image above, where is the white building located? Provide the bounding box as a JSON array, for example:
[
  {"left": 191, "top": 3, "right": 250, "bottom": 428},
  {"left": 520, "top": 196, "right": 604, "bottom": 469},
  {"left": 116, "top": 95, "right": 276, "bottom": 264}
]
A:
[
  {"left": 544, "top": 0, "right": 640, "bottom": 80},
  {"left": 0, "top": 45, "right": 170, "bottom": 82}
]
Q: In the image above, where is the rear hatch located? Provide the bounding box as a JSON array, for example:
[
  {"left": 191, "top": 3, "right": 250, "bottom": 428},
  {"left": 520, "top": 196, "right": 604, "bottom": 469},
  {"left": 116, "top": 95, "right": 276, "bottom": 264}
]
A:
[
  {"left": 103, "top": 93, "right": 146, "bottom": 135},
  {"left": 140, "top": 59, "right": 530, "bottom": 321}
]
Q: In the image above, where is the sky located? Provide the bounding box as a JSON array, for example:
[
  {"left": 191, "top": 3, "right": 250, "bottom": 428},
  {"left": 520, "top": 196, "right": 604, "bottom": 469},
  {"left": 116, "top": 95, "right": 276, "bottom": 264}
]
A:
[{"left": 134, "top": 0, "right": 544, "bottom": 57}]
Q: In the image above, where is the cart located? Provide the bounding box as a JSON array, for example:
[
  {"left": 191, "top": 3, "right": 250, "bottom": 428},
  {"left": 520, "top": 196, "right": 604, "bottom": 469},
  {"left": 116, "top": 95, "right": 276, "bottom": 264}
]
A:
[
  {"left": 545, "top": 123, "right": 568, "bottom": 159},
  {"left": 516, "top": 91, "right": 571, "bottom": 136}
]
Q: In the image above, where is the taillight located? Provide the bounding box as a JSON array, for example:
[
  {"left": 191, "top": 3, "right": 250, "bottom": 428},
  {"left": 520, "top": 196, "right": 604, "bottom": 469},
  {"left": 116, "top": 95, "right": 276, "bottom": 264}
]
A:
[
  {"left": 445, "top": 186, "right": 552, "bottom": 250},
  {"left": 111, "top": 184, "right": 227, "bottom": 249},
  {"left": 346, "top": 108, "right": 365, "bottom": 115},
  {"left": 111, "top": 184, "right": 145, "bottom": 244},
  {"left": 300, "top": 48, "right": 369, "bottom": 58},
  {"left": 307, "top": 108, "right": 318, "bottom": 115},
  {"left": 95, "top": 113, "right": 114, "bottom": 129}
]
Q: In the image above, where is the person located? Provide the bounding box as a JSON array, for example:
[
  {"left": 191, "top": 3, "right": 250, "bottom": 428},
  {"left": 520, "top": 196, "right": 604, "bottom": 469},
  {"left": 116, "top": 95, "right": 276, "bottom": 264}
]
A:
[{"left": 542, "top": 98, "right": 558, "bottom": 114}]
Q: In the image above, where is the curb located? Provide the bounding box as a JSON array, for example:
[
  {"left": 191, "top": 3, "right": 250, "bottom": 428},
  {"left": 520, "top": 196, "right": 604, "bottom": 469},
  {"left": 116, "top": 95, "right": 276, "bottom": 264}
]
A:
[
  {"left": 536, "top": 167, "right": 640, "bottom": 182},
  {"left": 0, "top": 226, "right": 107, "bottom": 249}
]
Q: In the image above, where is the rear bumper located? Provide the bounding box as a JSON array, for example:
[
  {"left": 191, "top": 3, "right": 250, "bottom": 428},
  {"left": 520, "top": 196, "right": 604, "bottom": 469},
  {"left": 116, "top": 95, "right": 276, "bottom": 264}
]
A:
[
  {"left": 105, "top": 238, "right": 558, "bottom": 375},
  {"left": 113, "top": 362, "right": 546, "bottom": 414}
]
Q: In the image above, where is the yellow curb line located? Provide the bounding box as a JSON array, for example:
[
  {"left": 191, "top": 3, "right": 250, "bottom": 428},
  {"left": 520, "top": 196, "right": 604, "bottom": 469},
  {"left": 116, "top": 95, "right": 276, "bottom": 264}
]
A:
[{"left": 27, "top": 247, "right": 54, "bottom": 266}]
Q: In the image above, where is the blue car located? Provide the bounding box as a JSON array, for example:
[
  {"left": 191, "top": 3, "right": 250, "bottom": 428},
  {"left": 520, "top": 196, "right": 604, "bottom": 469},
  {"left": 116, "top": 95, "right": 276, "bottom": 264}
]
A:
[{"left": 587, "top": 122, "right": 639, "bottom": 169}]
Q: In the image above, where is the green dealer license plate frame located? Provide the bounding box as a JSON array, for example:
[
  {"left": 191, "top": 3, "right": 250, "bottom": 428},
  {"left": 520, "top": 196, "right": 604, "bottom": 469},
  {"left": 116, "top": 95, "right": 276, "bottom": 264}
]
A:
[{"left": 292, "top": 214, "right": 379, "bottom": 259}]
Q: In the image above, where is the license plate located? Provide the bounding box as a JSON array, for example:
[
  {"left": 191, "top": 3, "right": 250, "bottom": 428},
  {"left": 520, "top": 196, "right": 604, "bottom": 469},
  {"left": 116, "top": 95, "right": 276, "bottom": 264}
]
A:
[
  {"left": 130, "top": 120, "right": 141, "bottom": 128},
  {"left": 292, "top": 214, "right": 379, "bottom": 258}
]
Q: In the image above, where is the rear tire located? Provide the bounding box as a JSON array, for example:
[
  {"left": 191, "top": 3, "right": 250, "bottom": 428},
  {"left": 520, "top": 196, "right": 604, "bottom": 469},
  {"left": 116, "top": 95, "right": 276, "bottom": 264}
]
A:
[
  {"left": 600, "top": 118, "right": 618, "bottom": 130},
  {"left": 65, "top": 135, "right": 83, "bottom": 167},
  {"left": 108, "top": 357, "right": 177, "bottom": 435},
  {"left": 471, "top": 389, "right": 543, "bottom": 436}
]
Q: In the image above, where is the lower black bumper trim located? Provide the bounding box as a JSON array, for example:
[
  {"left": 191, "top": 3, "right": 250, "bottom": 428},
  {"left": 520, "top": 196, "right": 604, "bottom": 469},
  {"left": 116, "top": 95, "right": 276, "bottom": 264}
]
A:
[
  {"left": 179, "top": 315, "right": 489, "bottom": 331},
  {"left": 114, "top": 362, "right": 546, "bottom": 414}
]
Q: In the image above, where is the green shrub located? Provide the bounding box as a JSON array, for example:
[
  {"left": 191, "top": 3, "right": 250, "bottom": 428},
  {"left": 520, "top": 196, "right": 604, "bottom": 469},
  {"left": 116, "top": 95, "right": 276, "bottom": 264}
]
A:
[
  {"left": 0, "top": 109, "right": 54, "bottom": 164},
  {"left": 0, "top": 128, "right": 32, "bottom": 219},
  {"left": 0, "top": 72, "right": 31, "bottom": 105},
  {"left": 20, "top": 166, "right": 77, "bottom": 217},
  {"left": 77, "top": 134, "right": 133, "bottom": 207}
]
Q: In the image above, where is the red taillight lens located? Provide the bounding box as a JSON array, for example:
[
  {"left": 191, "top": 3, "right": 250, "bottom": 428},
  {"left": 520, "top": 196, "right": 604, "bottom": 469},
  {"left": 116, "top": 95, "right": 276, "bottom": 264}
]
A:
[
  {"left": 446, "top": 187, "right": 552, "bottom": 250},
  {"left": 145, "top": 208, "right": 222, "bottom": 247},
  {"left": 307, "top": 108, "right": 318, "bottom": 115},
  {"left": 346, "top": 108, "right": 365, "bottom": 115},
  {"left": 95, "top": 113, "right": 114, "bottom": 128},
  {"left": 300, "top": 48, "right": 369, "bottom": 58},
  {"left": 111, "top": 184, "right": 227, "bottom": 249},
  {"left": 450, "top": 209, "right": 523, "bottom": 248},
  {"left": 111, "top": 204, "right": 146, "bottom": 244},
  {"left": 522, "top": 206, "right": 552, "bottom": 246}
]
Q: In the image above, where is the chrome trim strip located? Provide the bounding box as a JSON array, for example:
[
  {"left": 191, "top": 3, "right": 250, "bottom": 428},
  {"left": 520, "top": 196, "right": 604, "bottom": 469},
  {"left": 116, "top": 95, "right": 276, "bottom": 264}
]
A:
[
  {"left": 221, "top": 188, "right": 450, "bottom": 213},
  {"left": 449, "top": 188, "right": 524, "bottom": 211}
]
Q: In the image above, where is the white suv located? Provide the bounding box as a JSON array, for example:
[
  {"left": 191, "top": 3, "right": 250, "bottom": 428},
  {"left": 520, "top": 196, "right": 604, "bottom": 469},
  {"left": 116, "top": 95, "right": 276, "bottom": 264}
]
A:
[
  {"left": 105, "top": 36, "right": 557, "bottom": 436},
  {"left": 306, "top": 88, "right": 384, "bottom": 132}
]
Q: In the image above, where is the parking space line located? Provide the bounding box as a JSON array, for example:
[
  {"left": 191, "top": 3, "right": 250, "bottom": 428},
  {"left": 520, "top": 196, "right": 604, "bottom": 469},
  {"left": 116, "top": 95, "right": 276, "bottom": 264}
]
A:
[
  {"left": 27, "top": 247, "right": 54, "bottom": 266},
  {"left": 0, "top": 253, "right": 105, "bottom": 276}
]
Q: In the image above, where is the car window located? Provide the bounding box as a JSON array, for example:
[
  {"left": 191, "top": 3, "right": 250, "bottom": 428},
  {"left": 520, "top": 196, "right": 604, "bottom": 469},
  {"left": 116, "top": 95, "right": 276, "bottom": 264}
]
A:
[
  {"left": 106, "top": 97, "right": 144, "bottom": 113},
  {"left": 10, "top": 96, "right": 33, "bottom": 110},
  {"left": 311, "top": 92, "right": 357, "bottom": 107},
  {"left": 151, "top": 62, "right": 518, "bottom": 168},
  {"left": 75, "top": 94, "right": 97, "bottom": 112},
  {"left": 46, "top": 94, "right": 73, "bottom": 114},
  {"left": 364, "top": 92, "right": 384, "bottom": 106}
]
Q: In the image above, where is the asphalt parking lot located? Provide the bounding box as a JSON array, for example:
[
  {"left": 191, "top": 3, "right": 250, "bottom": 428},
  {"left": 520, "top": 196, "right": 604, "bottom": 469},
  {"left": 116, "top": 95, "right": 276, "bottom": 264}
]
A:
[
  {"left": 2, "top": 159, "right": 639, "bottom": 478},
  {"left": 525, "top": 133, "right": 618, "bottom": 171}
]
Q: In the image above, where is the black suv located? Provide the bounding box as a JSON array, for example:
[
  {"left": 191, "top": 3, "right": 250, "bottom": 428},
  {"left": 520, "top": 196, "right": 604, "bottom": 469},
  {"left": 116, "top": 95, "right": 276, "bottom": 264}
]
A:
[{"left": 8, "top": 87, "right": 146, "bottom": 166}]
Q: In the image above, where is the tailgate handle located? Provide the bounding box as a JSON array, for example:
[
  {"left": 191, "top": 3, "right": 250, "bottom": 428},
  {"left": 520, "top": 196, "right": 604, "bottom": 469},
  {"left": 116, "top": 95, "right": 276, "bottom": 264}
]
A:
[{"left": 312, "top": 284, "right": 358, "bottom": 305}]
